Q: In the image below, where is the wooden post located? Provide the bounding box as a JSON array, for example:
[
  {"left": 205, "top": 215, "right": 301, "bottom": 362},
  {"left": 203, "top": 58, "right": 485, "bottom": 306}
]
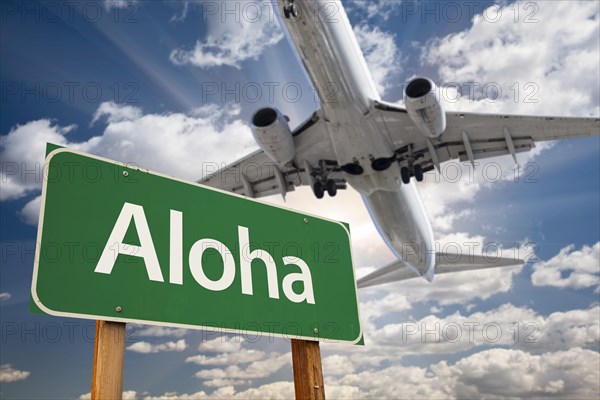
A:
[
  {"left": 291, "top": 339, "right": 325, "bottom": 400},
  {"left": 91, "top": 321, "right": 126, "bottom": 400}
]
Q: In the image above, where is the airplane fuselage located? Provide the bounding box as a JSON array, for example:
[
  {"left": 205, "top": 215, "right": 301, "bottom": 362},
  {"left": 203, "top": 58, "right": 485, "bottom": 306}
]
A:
[
  {"left": 282, "top": 0, "right": 401, "bottom": 192},
  {"left": 279, "top": 0, "right": 436, "bottom": 278}
]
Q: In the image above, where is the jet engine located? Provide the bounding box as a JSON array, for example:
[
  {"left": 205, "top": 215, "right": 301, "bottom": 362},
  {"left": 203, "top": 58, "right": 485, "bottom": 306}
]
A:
[
  {"left": 251, "top": 107, "right": 296, "bottom": 165},
  {"left": 404, "top": 77, "right": 446, "bottom": 138}
]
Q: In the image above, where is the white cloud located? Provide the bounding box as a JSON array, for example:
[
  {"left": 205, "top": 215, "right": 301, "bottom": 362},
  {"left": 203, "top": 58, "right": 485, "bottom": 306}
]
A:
[
  {"left": 203, "top": 379, "right": 248, "bottom": 388},
  {"left": 532, "top": 242, "right": 600, "bottom": 291},
  {"left": 76, "top": 103, "right": 255, "bottom": 180},
  {"left": 170, "top": 1, "right": 190, "bottom": 23},
  {"left": 194, "top": 352, "right": 290, "bottom": 381},
  {"left": 447, "top": 347, "right": 599, "bottom": 399},
  {"left": 348, "top": 0, "right": 399, "bottom": 21},
  {"left": 103, "top": 0, "right": 137, "bottom": 11},
  {"left": 534, "top": 306, "right": 600, "bottom": 352},
  {"left": 123, "top": 392, "right": 138, "bottom": 400},
  {"left": 197, "top": 336, "right": 245, "bottom": 353},
  {"left": 322, "top": 354, "right": 356, "bottom": 376},
  {"left": 170, "top": 1, "right": 283, "bottom": 69},
  {"left": 327, "top": 347, "right": 599, "bottom": 399},
  {"left": 142, "top": 382, "right": 294, "bottom": 400},
  {"left": 91, "top": 101, "right": 143, "bottom": 125},
  {"left": 18, "top": 195, "right": 41, "bottom": 226},
  {"left": 126, "top": 339, "right": 187, "bottom": 354},
  {"left": 186, "top": 349, "right": 266, "bottom": 366},
  {"left": 360, "top": 292, "right": 412, "bottom": 323},
  {"left": 0, "top": 120, "right": 74, "bottom": 201},
  {"left": 0, "top": 292, "right": 11, "bottom": 302},
  {"left": 368, "top": 304, "right": 599, "bottom": 355},
  {"left": 133, "top": 325, "right": 189, "bottom": 338},
  {"left": 0, "top": 364, "right": 30, "bottom": 382},
  {"left": 219, "top": 382, "right": 293, "bottom": 399},
  {"left": 0, "top": 102, "right": 256, "bottom": 225},
  {"left": 354, "top": 24, "right": 401, "bottom": 95},
  {"left": 423, "top": 1, "right": 600, "bottom": 116},
  {"left": 122, "top": 346, "right": 600, "bottom": 399},
  {"left": 316, "top": 302, "right": 598, "bottom": 389}
]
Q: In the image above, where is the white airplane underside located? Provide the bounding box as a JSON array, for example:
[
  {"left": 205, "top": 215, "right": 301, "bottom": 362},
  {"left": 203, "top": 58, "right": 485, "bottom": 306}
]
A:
[{"left": 200, "top": 0, "right": 600, "bottom": 288}]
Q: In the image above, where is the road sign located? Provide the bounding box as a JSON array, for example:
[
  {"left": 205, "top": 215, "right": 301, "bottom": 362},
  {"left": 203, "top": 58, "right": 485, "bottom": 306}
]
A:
[{"left": 32, "top": 146, "right": 362, "bottom": 344}]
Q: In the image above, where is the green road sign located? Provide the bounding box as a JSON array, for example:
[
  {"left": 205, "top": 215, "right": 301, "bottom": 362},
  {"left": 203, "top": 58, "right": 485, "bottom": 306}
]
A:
[{"left": 32, "top": 146, "right": 362, "bottom": 344}]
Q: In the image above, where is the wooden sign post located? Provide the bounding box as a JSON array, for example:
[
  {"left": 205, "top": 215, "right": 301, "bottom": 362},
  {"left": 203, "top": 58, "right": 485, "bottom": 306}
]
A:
[
  {"left": 91, "top": 321, "right": 126, "bottom": 400},
  {"left": 291, "top": 339, "right": 325, "bottom": 400}
]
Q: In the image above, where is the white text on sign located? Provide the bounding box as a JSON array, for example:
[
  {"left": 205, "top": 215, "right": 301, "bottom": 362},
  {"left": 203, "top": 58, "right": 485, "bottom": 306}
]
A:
[{"left": 94, "top": 202, "right": 316, "bottom": 304}]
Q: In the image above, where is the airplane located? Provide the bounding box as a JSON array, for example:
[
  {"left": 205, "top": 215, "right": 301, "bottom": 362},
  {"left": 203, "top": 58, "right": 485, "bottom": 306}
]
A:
[{"left": 200, "top": 0, "right": 600, "bottom": 289}]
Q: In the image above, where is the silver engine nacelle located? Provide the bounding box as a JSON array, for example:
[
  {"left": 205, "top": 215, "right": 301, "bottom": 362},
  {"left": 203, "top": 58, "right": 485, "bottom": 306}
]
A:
[
  {"left": 251, "top": 107, "right": 296, "bottom": 165},
  {"left": 404, "top": 77, "right": 446, "bottom": 138}
]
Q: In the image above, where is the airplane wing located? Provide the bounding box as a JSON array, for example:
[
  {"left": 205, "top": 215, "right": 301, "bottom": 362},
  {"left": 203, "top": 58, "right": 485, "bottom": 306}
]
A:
[
  {"left": 199, "top": 112, "right": 346, "bottom": 198},
  {"left": 373, "top": 100, "right": 600, "bottom": 175},
  {"left": 357, "top": 252, "right": 523, "bottom": 289}
]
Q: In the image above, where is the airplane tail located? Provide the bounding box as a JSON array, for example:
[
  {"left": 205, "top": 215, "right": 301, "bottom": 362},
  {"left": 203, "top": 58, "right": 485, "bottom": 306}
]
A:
[{"left": 357, "top": 252, "right": 523, "bottom": 289}]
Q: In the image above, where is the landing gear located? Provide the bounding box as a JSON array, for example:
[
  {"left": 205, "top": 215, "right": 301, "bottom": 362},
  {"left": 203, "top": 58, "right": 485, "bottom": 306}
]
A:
[
  {"left": 312, "top": 180, "right": 338, "bottom": 199},
  {"left": 414, "top": 164, "right": 424, "bottom": 182},
  {"left": 326, "top": 180, "right": 337, "bottom": 197},
  {"left": 306, "top": 160, "right": 346, "bottom": 199},
  {"left": 400, "top": 164, "right": 424, "bottom": 184},
  {"left": 400, "top": 166, "right": 411, "bottom": 184},
  {"left": 283, "top": 1, "right": 297, "bottom": 19},
  {"left": 396, "top": 144, "right": 427, "bottom": 184},
  {"left": 313, "top": 181, "right": 324, "bottom": 199}
]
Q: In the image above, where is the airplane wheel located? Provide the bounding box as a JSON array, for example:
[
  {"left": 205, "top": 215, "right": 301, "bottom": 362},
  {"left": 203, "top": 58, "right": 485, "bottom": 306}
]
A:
[
  {"left": 313, "top": 181, "right": 325, "bottom": 199},
  {"left": 414, "top": 164, "right": 424, "bottom": 182},
  {"left": 401, "top": 167, "right": 411, "bottom": 184},
  {"left": 326, "top": 180, "right": 337, "bottom": 197},
  {"left": 290, "top": 4, "right": 298, "bottom": 17},
  {"left": 283, "top": 6, "right": 290, "bottom": 19}
]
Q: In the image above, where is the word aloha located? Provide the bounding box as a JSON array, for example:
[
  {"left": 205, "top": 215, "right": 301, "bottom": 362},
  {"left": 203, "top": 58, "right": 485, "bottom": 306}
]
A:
[{"left": 95, "top": 202, "right": 316, "bottom": 304}]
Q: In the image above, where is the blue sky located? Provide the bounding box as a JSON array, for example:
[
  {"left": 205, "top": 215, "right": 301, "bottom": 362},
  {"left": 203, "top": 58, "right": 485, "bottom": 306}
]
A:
[{"left": 1, "top": 0, "right": 599, "bottom": 398}]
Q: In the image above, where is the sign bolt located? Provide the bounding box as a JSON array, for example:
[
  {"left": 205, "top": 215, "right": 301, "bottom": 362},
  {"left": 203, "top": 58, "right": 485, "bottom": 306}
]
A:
[
  {"left": 115, "top": 306, "right": 122, "bottom": 313},
  {"left": 313, "top": 327, "right": 318, "bottom": 334},
  {"left": 122, "top": 171, "right": 129, "bottom": 177},
  {"left": 304, "top": 218, "right": 308, "bottom": 223}
]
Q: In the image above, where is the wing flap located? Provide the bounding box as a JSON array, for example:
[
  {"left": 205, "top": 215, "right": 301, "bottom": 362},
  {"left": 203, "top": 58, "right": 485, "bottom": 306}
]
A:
[
  {"left": 375, "top": 106, "right": 598, "bottom": 176},
  {"left": 199, "top": 151, "right": 304, "bottom": 199},
  {"left": 444, "top": 137, "right": 536, "bottom": 163},
  {"left": 444, "top": 112, "right": 600, "bottom": 142}
]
